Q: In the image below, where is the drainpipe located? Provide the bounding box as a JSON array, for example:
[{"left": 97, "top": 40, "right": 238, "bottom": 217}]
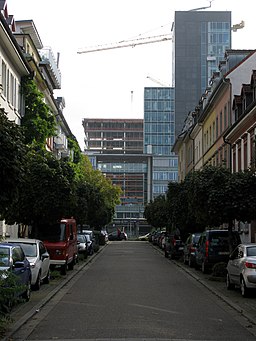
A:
[{"left": 223, "top": 136, "right": 232, "bottom": 173}]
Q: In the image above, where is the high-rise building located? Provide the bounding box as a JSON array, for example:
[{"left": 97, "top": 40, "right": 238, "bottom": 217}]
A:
[
  {"left": 82, "top": 118, "right": 152, "bottom": 236},
  {"left": 144, "top": 87, "right": 178, "bottom": 198},
  {"left": 173, "top": 11, "right": 231, "bottom": 137}
]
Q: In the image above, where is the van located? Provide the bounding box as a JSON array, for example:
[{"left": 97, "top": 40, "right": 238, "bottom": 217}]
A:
[
  {"left": 38, "top": 218, "right": 78, "bottom": 275},
  {"left": 195, "top": 229, "right": 241, "bottom": 274}
]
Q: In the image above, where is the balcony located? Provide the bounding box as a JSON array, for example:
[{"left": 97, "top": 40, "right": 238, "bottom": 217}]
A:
[{"left": 39, "top": 47, "right": 61, "bottom": 89}]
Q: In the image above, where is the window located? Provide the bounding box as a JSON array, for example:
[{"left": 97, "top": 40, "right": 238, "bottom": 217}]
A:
[{"left": 2, "top": 60, "right": 7, "bottom": 97}]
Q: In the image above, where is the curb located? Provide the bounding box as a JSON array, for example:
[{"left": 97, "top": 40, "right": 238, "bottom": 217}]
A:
[{"left": 2, "top": 244, "right": 107, "bottom": 341}]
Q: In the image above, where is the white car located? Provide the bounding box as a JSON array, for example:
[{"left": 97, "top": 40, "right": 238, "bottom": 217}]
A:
[
  {"left": 6, "top": 238, "right": 50, "bottom": 290},
  {"left": 226, "top": 243, "right": 256, "bottom": 297}
]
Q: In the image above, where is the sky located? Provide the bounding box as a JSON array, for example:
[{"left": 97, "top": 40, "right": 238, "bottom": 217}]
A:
[{"left": 6, "top": 0, "right": 256, "bottom": 149}]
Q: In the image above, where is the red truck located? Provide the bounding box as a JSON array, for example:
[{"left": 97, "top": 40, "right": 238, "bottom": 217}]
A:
[{"left": 39, "top": 218, "right": 78, "bottom": 275}]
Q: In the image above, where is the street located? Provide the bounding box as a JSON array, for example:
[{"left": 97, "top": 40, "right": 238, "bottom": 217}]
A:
[{"left": 5, "top": 241, "right": 256, "bottom": 340}]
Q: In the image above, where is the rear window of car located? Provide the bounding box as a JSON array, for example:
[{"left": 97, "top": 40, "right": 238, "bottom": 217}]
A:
[
  {"left": 247, "top": 246, "right": 256, "bottom": 257},
  {"left": 209, "top": 231, "right": 240, "bottom": 247}
]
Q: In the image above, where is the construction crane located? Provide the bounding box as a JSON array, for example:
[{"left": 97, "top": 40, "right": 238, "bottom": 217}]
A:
[
  {"left": 146, "top": 76, "right": 170, "bottom": 87},
  {"left": 77, "top": 34, "right": 172, "bottom": 54}
]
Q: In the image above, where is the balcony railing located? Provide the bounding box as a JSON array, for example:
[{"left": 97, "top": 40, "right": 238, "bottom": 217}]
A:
[{"left": 39, "top": 47, "right": 61, "bottom": 89}]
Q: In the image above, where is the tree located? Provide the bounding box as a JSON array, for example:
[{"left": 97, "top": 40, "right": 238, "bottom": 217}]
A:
[
  {"left": 21, "top": 77, "right": 56, "bottom": 147},
  {"left": 144, "top": 195, "right": 168, "bottom": 229},
  {"left": 187, "top": 166, "right": 231, "bottom": 228},
  {"left": 0, "top": 109, "right": 27, "bottom": 218},
  {"left": 5, "top": 149, "right": 75, "bottom": 235},
  {"left": 166, "top": 179, "right": 199, "bottom": 236}
]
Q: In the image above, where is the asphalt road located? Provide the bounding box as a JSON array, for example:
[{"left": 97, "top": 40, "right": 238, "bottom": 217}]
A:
[{"left": 4, "top": 241, "right": 256, "bottom": 340}]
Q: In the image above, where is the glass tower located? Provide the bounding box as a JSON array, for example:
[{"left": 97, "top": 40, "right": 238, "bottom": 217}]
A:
[
  {"left": 144, "top": 87, "right": 178, "bottom": 198},
  {"left": 173, "top": 11, "right": 231, "bottom": 137}
]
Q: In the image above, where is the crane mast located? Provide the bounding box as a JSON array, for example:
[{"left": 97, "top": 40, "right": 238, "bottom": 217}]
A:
[{"left": 77, "top": 34, "right": 172, "bottom": 54}]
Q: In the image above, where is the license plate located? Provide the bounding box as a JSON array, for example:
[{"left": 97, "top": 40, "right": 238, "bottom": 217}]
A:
[
  {"left": 179, "top": 247, "right": 184, "bottom": 251},
  {"left": 218, "top": 251, "right": 229, "bottom": 255}
]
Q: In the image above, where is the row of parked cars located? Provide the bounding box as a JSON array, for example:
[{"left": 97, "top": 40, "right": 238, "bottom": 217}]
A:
[
  {"left": 0, "top": 227, "right": 104, "bottom": 310},
  {"left": 149, "top": 229, "right": 256, "bottom": 297}
]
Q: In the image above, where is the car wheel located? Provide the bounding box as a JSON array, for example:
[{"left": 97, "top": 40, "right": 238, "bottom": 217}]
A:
[
  {"left": 241, "top": 277, "right": 249, "bottom": 297},
  {"left": 60, "top": 262, "right": 68, "bottom": 275},
  {"left": 22, "top": 279, "right": 31, "bottom": 301},
  {"left": 226, "top": 273, "right": 235, "bottom": 290},
  {"left": 32, "top": 272, "right": 41, "bottom": 291},
  {"left": 43, "top": 270, "right": 50, "bottom": 284},
  {"left": 68, "top": 258, "right": 74, "bottom": 270}
]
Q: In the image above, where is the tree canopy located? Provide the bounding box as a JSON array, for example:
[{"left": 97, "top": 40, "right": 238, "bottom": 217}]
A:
[
  {"left": 1, "top": 77, "right": 122, "bottom": 234},
  {"left": 144, "top": 165, "right": 256, "bottom": 238}
]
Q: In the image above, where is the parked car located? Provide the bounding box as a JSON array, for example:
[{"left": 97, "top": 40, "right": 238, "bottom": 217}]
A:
[
  {"left": 195, "top": 229, "right": 241, "bottom": 274},
  {"left": 81, "top": 231, "right": 94, "bottom": 255},
  {"left": 38, "top": 218, "right": 78, "bottom": 275},
  {"left": 108, "top": 230, "right": 128, "bottom": 241},
  {"left": 164, "top": 234, "right": 184, "bottom": 259},
  {"left": 0, "top": 243, "right": 31, "bottom": 302},
  {"left": 183, "top": 232, "right": 202, "bottom": 267},
  {"left": 226, "top": 243, "right": 256, "bottom": 297},
  {"left": 138, "top": 233, "right": 150, "bottom": 241},
  {"left": 77, "top": 234, "right": 88, "bottom": 259},
  {"left": 6, "top": 238, "right": 50, "bottom": 291}
]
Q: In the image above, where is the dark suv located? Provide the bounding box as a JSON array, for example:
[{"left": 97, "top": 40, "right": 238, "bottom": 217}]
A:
[{"left": 195, "top": 229, "right": 241, "bottom": 273}]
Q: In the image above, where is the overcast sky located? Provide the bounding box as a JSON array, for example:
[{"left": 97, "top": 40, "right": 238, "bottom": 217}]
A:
[{"left": 7, "top": 0, "right": 256, "bottom": 149}]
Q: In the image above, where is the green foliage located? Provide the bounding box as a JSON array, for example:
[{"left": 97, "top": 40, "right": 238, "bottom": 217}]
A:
[
  {"left": 0, "top": 109, "right": 27, "bottom": 218},
  {"left": 144, "top": 195, "right": 168, "bottom": 229},
  {"left": 163, "top": 165, "right": 256, "bottom": 236},
  {"left": 68, "top": 137, "right": 82, "bottom": 164},
  {"left": 1, "top": 77, "right": 122, "bottom": 233},
  {"left": 5, "top": 149, "right": 75, "bottom": 229},
  {"left": 21, "top": 77, "right": 56, "bottom": 147}
]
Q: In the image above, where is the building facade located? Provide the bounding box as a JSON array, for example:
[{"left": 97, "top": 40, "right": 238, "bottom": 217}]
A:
[
  {"left": 173, "top": 11, "right": 231, "bottom": 137},
  {"left": 82, "top": 118, "right": 152, "bottom": 236},
  {"left": 144, "top": 87, "right": 178, "bottom": 197}
]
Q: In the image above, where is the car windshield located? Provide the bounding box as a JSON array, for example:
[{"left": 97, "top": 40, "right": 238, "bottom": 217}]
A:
[
  {"left": 247, "top": 246, "right": 256, "bottom": 257},
  {"left": 38, "top": 223, "right": 66, "bottom": 242},
  {"left": 18, "top": 243, "right": 37, "bottom": 257},
  {"left": 77, "top": 235, "right": 85, "bottom": 242},
  {"left": 0, "top": 247, "right": 10, "bottom": 266}
]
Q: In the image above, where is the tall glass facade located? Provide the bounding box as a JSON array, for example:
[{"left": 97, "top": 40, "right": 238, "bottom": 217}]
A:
[
  {"left": 144, "top": 87, "right": 178, "bottom": 198},
  {"left": 174, "top": 11, "right": 231, "bottom": 137}
]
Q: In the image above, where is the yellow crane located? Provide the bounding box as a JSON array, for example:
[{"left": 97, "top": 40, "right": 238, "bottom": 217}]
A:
[{"left": 77, "top": 33, "right": 172, "bottom": 54}]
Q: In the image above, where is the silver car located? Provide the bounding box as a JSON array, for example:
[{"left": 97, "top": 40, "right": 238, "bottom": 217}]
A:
[
  {"left": 226, "top": 243, "right": 256, "bottom": 297},
  {"left": 6, "top": 238, "right": 50, "bottom": 291}
]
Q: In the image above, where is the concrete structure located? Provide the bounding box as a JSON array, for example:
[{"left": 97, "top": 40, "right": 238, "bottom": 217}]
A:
[{"left": 82, "top": 118, "right": 152, "bottom": 236}]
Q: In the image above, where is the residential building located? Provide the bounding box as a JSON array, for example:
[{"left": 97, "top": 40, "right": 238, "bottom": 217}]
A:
[
  {"left": 0, "top": 2, "right": 30, "bottom": 123},
  {"left": 173, "top": 11, "right": 231, "bottom": 137},
  {"left": 173, "top": 50, "right": 256, "bottom": 181},
  {"left": 82, "top": 118, "right": 152, "bottom": 236},
  {"left": 0, "top": 2, "right": 74, "bottom": 238},
  {"left": 173, "top": 50, "right": 256, "bottom": 242},
  {"left": 144, "top": 87, "right": 178, "bottom": 197}
]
